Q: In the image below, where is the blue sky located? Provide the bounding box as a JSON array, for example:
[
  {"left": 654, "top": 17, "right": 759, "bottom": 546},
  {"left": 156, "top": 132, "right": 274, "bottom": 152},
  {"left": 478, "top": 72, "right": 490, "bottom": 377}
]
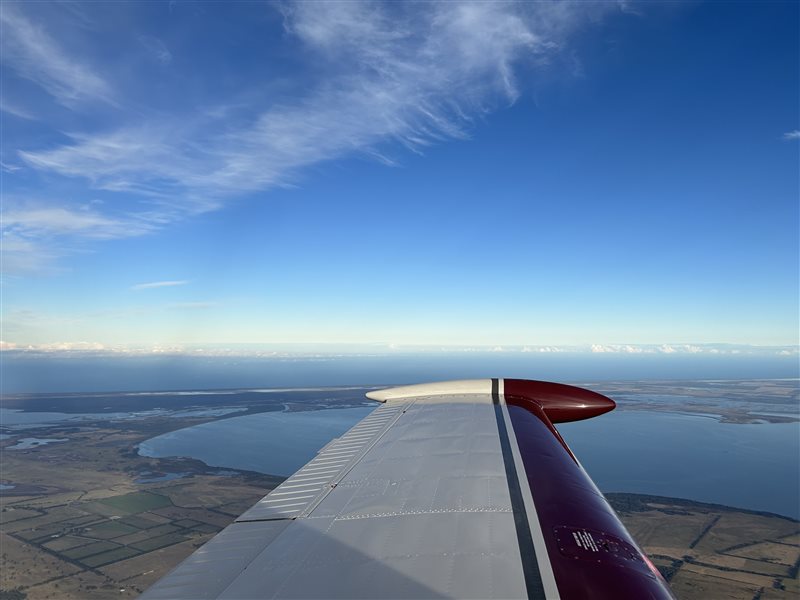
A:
[{"left": 1, "top": 1, "right": 798, "bottom": 355}]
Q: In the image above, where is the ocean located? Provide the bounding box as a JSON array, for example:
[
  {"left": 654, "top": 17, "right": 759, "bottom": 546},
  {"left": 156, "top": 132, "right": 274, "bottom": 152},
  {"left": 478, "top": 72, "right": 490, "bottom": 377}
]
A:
[{"left": 3, "top": 352, "right": 798, "bottom": 393}]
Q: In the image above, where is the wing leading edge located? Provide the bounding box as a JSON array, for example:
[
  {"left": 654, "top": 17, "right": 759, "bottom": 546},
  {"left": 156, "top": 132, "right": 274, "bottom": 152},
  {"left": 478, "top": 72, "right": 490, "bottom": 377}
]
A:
[{"left": 142, "top": 379, "right": 674, "bottom": 600}]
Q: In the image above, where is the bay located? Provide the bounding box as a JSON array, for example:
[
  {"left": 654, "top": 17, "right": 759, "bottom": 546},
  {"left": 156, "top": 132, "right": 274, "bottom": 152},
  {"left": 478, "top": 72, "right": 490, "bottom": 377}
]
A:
[
  {"left": 139, "top": 406, "right": 374, "bottom": 476},
  {"left": 139, "top": 406, "right": 799, "bottom": 519},
  {"left": 559, "top": 411, "right": 799, "bottom": 519}
]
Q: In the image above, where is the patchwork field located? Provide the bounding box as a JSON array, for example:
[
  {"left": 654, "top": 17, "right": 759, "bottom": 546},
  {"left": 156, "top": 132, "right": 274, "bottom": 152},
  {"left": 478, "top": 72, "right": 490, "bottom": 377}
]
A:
[
  {"left": 0, "top": 412, "right": 283, "bottom": 599},
  {"left": 1, "top": 474, "right": 275, "bottom": 598},
  {"left": 607, "top": 494, "right": 800, "bottom": 599}
]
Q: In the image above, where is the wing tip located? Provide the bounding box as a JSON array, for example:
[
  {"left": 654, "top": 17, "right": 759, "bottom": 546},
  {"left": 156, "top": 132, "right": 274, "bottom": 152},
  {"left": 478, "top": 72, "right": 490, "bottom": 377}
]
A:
[
  {"left": 365, "top": 389, "right": 388, "bottom": 402},
  {"left": 504, "top": 378, "right": 616, "bottom": 422}
]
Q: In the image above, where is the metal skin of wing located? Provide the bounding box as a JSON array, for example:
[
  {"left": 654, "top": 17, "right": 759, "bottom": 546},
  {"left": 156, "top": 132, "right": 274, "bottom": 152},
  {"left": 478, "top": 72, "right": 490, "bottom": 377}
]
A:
[{"left": 141, "top": 379, "right": 675, "bottom": 600}]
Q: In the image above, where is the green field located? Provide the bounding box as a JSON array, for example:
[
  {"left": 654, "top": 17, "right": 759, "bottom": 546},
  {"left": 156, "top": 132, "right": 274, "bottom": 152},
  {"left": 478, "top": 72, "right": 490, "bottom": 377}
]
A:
[
  {"left": 95, "top": 492, "right": 172, "bottom": 515},
  {"left": 191, "top": 523, "right": 220, "bottom": 534},
  {"left": 130, "top": 532, "right": 189, "bottom": 553},
  {"left": 118, "top": 515, "right": 162, "bottom": 529},
  {"left": 80, "top": 546, "right": 141, "bottom": 568},
  {"left": 14, "top": 523, "right": 73, "bottom": 542},
  {"left": 173, "top": 519, "right": 202, "bottom": 528},
  {"left": 84, "top": 521, "right": 140, "bottom": 539},
  {"left": 139, "top": 523, "right": 179, "bottom": 537},
  {"left": 62, "top": 540, "right": 120, "bottom": 560},
  {"left": 42, "top": 535, "right": 93, "bottom": 552}
]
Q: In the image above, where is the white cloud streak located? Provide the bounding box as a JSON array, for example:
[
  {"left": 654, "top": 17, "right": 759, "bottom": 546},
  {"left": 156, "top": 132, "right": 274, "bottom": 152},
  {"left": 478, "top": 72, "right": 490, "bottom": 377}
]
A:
[
  {"left": 7, "top": 1, "right": 626, "bottom": 272},
  {"left": 0, "top": 5, "right": 114, "bottom": 107},
  {"left": 1, "top": 342, "right": 796, "bottom": 357},
  {"left": 783, "top": 130, "right": 800, "bottom": 141},
  {"left": 0, "top": 235, "right": 59, "bottom": 274},
  {"left": 131, "top": 280, "right": 189, "bottom": 291},
  {"left": 3, "top": 206, "right": 152, "bottom": 239},
  {"left": 137, "top": 34, "right": 172, "bottom": 65},
  {"left": 1, "top": 96, "right": 36, "bottom": 120},
  {"left": 18, "top": 1, "right": 622, "bottom": 201},
  {"left": 1, "top": 204, "right": 156, "bottom": 273}
]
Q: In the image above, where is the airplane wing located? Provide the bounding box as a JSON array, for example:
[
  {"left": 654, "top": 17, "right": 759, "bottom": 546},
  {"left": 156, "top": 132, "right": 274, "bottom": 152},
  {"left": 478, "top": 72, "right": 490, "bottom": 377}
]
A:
[{"left": 141, "top": 379, "right": 674, "bottom": 599}]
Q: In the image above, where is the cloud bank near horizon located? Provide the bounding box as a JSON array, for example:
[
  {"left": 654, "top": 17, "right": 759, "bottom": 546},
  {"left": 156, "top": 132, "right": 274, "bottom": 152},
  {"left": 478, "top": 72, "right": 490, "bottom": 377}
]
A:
[{"left": 1, "top": 341, "right": 796, "bottom": 359}]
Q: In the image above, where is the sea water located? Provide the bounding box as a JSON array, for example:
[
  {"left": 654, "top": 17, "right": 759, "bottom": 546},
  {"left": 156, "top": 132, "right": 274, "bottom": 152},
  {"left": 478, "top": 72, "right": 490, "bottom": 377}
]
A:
[
  {"left": 138, "top": 406, "right": 799, "bottom": 519},
  {"left": 139, "top": 407, "right": 374, "bottom": 477}
]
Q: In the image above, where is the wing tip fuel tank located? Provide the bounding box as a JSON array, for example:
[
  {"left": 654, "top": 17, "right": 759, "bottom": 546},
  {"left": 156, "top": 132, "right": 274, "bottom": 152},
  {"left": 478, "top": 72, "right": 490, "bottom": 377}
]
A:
[{"left": 504, "top": 378, "right": 616, "bottom": 423}]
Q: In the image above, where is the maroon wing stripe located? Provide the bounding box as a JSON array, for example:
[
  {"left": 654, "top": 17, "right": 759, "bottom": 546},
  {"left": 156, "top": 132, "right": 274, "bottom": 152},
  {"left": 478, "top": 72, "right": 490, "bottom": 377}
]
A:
[
  {"left": 504, "top": 381, "right": 675, "bottom": 600},
  {"left": 505, "top": 379, "right": 616, "bottom": 424}
]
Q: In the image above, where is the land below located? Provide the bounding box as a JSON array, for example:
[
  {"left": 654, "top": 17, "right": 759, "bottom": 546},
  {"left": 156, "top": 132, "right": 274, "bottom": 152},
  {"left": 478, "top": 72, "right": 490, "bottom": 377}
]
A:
[
  {"left": 589, "top": 379, "right": 799, "bottom": 424},
  {"left": 0, "top": 380, "right": 797, "bottom": 599}
]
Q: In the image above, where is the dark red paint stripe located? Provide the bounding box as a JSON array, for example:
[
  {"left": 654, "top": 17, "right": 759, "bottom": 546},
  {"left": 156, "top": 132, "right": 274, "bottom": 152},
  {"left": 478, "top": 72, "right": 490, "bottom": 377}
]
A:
[
  {"left": 504, "top": 379, "right": 616, "bottom": 424},
  {"left": 504, "top": 380, "right": 675, "bottom": 600}
]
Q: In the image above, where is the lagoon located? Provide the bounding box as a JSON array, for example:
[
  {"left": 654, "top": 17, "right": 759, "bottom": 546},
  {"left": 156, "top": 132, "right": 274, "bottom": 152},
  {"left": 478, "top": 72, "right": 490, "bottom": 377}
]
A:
[
  {"left": 139, "top": 407, "right": 374, "bottom": 476},
  {"left": 138, "top": 405, "right": 799, "bottom": 519},
  {"left": 560, "top": 411, "right": 799, "bottom": 519}
]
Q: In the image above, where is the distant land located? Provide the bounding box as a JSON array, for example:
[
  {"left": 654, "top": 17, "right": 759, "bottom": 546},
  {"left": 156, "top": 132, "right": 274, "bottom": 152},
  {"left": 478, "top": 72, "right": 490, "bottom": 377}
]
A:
[{"left": 1, "top": 380, "right": 798, "bottom": 599}]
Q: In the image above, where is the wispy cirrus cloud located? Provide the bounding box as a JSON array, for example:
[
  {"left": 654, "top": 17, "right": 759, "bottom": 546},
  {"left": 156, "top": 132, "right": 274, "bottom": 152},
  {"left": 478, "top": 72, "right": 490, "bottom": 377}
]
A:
[
  {"left": 0, "top": 4, "right": 114, "bottom": 107},
  {"left": 3, "top": 205, "right": 152, "bottom": 239},
  {"left": 18, "top": 126, "right": 218, "bottom": 203},
  {"left": 6, "top": 2, "right": 630, "bottom": 274},
  {"left": 1, "top": 203, "right": 156, "bottom": 274},
  {"left": 131, "top": 280, "right": 189, "bottom": 291},
  {"left": 783, "top": 130, "right": 800, "bottom": 140},
  {"left": 137, "top": 34, "right": 172, "bottom": 66},
  {"left": 16, "top": 2, "right": 624, "bottom": 206},
  {"left": 1, "top": 96, "right": 36, "bottom": 120},
  {"left": 1, "top": 160, "right": 22, "bottom": 173},
  {"left": 0, "top": 235, "right": 59, "bottom": 274}
]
